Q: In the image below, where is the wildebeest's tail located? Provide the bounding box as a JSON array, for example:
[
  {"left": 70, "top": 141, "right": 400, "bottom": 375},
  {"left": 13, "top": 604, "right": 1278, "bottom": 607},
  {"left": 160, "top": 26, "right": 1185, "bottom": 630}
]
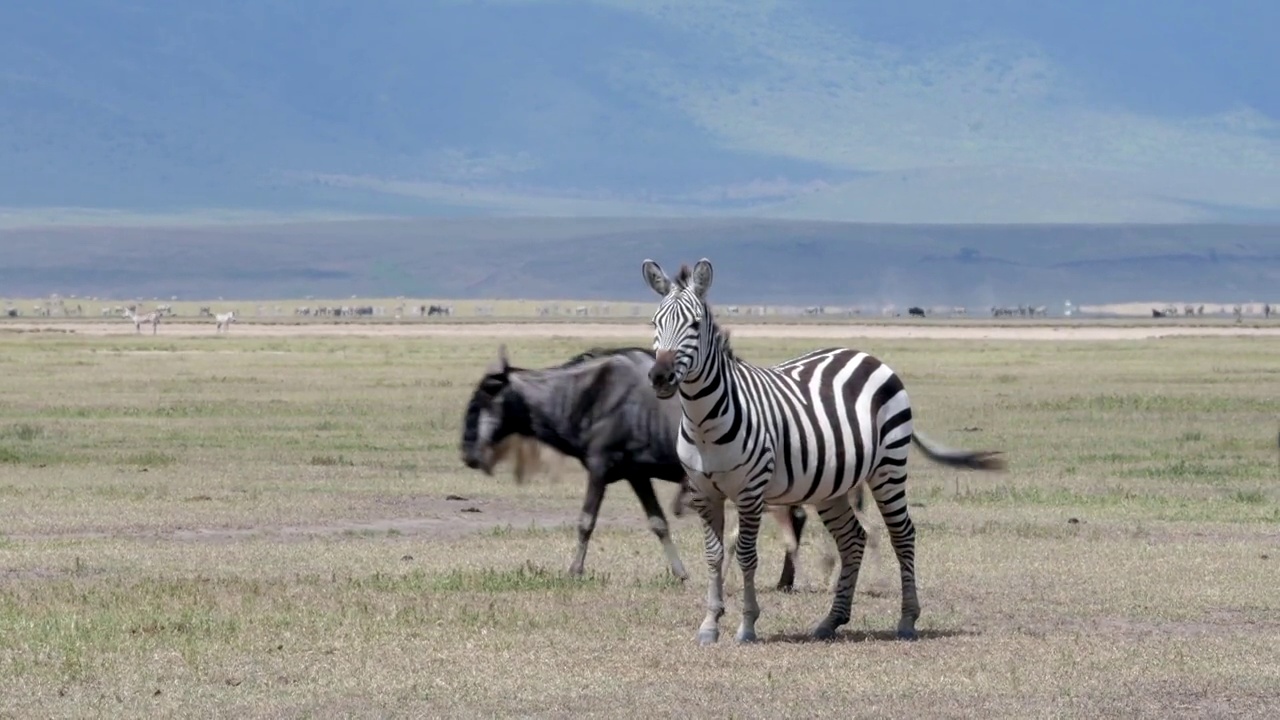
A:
[{"left": 911, "top": 431, "right": 1006, "bottom": 471}]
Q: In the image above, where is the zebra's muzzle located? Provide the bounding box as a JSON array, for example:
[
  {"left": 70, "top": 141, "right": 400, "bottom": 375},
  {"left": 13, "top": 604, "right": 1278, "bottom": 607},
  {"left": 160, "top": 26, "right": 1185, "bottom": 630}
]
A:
[{"left": 649, "top": 357, "right": 679, "bottom": 398}]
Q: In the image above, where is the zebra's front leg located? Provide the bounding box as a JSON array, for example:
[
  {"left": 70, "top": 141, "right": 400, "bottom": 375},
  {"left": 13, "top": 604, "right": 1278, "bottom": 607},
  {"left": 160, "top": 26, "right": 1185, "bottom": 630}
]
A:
[
  {"left": 732, "top": 495, "right": 765, "bottom": 643},
  {"left": 810, "top": 493, "right": 868, "bottom": 641},
  {"left": 689, "top": 487, "right": 726, "bottom": 645}
]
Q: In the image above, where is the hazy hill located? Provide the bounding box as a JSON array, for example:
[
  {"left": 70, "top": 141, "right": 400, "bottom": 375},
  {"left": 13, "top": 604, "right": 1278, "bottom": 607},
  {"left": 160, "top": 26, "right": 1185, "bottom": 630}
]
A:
[
  {"left": 2, "top": 1, "right": 1278, "bottom": 222},
  {"left": 3, "top": 218, "right": 1278, "bottom": 306}
]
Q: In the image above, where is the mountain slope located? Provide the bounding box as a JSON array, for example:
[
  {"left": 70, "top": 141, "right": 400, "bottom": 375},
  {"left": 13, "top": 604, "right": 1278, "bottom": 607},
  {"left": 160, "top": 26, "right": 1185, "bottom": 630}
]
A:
[
  {"left": 0, "top": 1, "right": 1277, "bottom": 221},
  {"left": 3, "top": 219, "right": 1278, "bottom": 305}
]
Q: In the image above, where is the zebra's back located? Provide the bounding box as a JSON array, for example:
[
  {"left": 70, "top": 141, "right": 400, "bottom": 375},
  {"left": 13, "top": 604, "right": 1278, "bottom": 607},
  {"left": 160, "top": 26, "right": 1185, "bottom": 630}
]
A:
[{"left": 761, "top": 347, "right": 913, "bottom": 506}]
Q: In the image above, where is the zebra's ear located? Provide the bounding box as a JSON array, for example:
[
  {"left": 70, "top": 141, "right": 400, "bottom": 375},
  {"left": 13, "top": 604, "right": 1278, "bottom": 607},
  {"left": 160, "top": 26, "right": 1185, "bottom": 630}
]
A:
[
  {"left": 641, "top": 259, "right": 670, "bottom": 296},
  {"left": 689, "top": 258, "right": 713, "bottom": 297}
]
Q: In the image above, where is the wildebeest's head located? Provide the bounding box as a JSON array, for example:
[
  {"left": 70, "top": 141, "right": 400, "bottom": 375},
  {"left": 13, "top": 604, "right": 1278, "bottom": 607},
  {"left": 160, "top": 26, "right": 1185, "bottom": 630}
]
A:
[{"left": 459, "top": 344, "right": 520, "bottom": 474}]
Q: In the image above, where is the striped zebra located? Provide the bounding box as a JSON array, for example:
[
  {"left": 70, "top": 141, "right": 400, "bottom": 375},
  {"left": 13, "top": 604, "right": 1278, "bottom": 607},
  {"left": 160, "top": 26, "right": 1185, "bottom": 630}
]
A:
[
  {"left": 215, "top": 310, "right": 237, "bottom": 333},
  {"left": 641, "top": 258, "right": 1006, "bottom": 645},
  {"left": 123, "top": 308, "right": 161, "bottom": 335}
]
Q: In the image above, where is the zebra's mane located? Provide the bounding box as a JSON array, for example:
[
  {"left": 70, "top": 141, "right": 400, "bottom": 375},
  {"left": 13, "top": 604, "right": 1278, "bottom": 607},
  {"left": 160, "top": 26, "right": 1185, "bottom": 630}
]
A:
[
  {"left": 705, "top": 306, "right": 737, "bottom": 361},
  {"left": 674, "top": 264, "right": 693, "bottom": 288}
]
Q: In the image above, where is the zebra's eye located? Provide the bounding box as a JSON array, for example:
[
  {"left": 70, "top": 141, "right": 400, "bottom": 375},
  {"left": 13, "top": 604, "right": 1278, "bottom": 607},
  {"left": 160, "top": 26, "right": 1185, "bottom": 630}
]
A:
[{"left": 689, "top": 321, "right": 701, "bottom": 331}]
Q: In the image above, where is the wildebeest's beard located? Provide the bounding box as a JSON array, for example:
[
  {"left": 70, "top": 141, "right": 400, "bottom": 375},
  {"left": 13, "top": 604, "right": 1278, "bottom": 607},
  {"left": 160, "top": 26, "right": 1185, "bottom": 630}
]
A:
[{"left": 459, "top": 374, "right": 514, "bottom": 474}]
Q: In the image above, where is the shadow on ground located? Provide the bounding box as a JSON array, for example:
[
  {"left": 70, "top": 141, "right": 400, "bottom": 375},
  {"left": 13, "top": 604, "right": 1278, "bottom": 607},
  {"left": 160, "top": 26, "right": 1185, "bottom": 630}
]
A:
[{"left": 763, "top": 627, "right": 978, "bottom": 645}]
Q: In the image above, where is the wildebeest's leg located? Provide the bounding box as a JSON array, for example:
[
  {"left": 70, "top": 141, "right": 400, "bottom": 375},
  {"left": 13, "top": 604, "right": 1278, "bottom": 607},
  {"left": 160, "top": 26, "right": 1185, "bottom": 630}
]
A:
[
  {"left": 569, "top": 472, "right": 609, "bottom": 577},
  {"left": 627, "top": 477, "right": 688, "bottom": 580},
  {"left": 724, "top": 504, "right": 806, "bottom": 591},
  {"left": 669, "top": 481, "right": 692, "bottom": 519},
  {"left": 775, "top": 505, "right": 807, "bottom": 591}
]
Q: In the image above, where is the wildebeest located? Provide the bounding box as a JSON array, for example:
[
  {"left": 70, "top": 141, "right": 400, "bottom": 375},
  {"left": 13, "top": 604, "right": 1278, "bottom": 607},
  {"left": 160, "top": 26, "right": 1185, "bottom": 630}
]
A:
[
  {"left": 908, "top": 306, "right": 926, "bottom": 318},
  {"left": 460, "top": 345, "right": 817, "bottom": 587}
]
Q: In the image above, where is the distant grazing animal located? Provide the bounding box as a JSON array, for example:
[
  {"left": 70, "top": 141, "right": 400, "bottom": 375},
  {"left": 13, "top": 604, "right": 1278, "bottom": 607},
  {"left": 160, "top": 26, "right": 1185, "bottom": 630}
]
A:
[
  {"left": 215, "top": 310, "right": 237, "bottom": 333},
  {"left": 907, "top": 306, "right": 926, "bottom": 318},
  {"left": 460, "top": 345, "right": 817, "bottom": 588},
  {"left": 123, "top": 308, "right": 161, "bottom": 335},
  {"left": 642, "top": 257, "right": 1007, "bottom": 645}
]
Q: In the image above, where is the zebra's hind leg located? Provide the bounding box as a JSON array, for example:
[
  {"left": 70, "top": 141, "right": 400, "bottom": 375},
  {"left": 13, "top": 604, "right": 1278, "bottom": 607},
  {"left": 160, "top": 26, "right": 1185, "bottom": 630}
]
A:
[
  {"left": 731, "top": 494, "right": 766, "bottom": 643},
  {"left": 689, "top": 486, "right": 727, "bottom": 645},
  {"left": 870, "top": 470, "right": 921, "bottom": 640},
  {"left": 809, "top": 492, "right": 869, "bottom": 641}
]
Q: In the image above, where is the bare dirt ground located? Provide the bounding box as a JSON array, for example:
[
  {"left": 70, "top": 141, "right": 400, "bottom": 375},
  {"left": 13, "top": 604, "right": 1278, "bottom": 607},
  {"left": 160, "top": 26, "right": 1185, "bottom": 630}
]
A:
[
  {"left": 8, "top": 320, "right": 1280, "bottom": 340},
  {"left": 2, "top": 491, "right": 623, "bottom": 547}
]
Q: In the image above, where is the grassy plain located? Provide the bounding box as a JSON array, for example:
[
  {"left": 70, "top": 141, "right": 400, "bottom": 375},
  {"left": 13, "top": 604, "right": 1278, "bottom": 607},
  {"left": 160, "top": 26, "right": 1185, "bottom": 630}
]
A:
[{"left": 1, "top": 322, "right": 1279, "bottom": 718}]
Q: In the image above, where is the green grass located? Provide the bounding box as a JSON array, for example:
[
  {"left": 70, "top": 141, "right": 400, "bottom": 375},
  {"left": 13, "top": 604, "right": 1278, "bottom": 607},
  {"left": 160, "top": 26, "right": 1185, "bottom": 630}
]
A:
[{"left": 0, "top": 328, "right": 1278, "bottom": 717}]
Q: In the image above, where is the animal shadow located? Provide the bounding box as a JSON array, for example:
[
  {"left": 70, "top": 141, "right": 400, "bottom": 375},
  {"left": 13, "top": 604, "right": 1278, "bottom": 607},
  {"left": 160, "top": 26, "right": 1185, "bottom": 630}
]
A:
[{"left": 763, "top": 627, "right": 977, "bottom": 645}]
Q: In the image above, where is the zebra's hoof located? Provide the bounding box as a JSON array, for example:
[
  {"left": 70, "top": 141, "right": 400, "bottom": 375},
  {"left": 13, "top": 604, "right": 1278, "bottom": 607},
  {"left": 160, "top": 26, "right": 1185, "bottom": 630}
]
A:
[
  {"left": 896, "top": 628, "right": 918, "bottom": 641},
  {"left": 735, "top": 629, "right": 758, "bottom": 644},
  {"left": 811, "top": 625, "right": 838, "bottom": 641},
  {"left": 697, "top": 629, "right": 719, "bottom": 646}
]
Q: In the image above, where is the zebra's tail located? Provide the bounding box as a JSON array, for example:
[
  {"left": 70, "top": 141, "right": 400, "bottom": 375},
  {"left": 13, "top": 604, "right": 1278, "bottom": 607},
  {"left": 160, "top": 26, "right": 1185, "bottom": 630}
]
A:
[{"left": 911, "top": 431, "right": 1006, "bottom": 471}]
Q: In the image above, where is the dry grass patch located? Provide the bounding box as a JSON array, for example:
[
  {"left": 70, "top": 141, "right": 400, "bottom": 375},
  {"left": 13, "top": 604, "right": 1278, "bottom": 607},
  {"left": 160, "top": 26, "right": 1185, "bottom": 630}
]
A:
[{"left": 0, "top": 331, "right": 1278, "bottom": 718}]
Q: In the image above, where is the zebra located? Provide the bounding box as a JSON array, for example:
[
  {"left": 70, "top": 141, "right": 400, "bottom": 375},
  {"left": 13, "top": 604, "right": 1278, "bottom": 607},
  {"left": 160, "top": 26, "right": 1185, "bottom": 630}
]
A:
[
  {"left": 123, "top": 308, "right": 161, "bottom": 335},
  {"left": 215, "top": 310, "right": 237, "bottom": 333},
  {"left": 640, "top": 257, "right": 1006, "bottom": 645}
]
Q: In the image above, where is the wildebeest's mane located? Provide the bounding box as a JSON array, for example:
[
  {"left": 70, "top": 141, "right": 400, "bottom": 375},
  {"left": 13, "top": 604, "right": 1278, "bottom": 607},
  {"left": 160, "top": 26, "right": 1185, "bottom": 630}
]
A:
[{"left": 462, "top": 346, "right": 654, "bottom": 445}]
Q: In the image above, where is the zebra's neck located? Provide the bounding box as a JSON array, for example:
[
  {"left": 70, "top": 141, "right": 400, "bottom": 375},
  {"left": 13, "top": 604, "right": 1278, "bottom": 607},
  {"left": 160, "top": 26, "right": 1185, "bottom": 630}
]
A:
[{"left": 677, "top": 323, "right": 743, "bottom": 436}]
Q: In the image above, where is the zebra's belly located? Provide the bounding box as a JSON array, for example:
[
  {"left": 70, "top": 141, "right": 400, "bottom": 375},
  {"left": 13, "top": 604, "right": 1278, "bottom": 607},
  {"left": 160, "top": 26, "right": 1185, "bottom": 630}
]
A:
[
  {"left": 764, "top": 471, "right": 867, "bottom": 506},
  {"left": 687, "top": 467, "right": 759, "bottom": 499}
]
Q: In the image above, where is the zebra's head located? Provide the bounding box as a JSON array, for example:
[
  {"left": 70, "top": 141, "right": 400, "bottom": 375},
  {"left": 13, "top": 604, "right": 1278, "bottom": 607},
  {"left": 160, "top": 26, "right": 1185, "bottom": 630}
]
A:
[
  {"left": 459, "top": 344, "right": 517, "bottom": 474},
  {"left": 641, "top": 258, "right": 714, "bottom": 399}
]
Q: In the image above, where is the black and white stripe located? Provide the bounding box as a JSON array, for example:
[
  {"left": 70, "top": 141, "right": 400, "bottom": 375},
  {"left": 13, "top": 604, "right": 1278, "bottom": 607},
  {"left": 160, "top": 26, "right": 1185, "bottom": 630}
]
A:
[{"left": 642, "top": 257, "right": 1005, "bottom": 645}]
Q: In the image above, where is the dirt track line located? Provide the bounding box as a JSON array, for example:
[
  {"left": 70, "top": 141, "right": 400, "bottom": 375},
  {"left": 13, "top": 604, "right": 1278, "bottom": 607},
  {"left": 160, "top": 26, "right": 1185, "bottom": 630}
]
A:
[
  {"left": 7, "top": 321, "right": 1280, "bottom": 341},
  {"left": 0, "top": 498, "right": 607, "bottom": 545}
]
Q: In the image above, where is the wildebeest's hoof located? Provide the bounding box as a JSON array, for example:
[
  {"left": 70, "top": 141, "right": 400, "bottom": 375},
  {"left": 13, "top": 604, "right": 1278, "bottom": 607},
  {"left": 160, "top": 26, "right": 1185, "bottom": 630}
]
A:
[
  {"left": 896, "top": 628, "right": 919, "bottom": 641},
  {"left": 697, "top": 629, "right": 719, "bottom": 646},
  {"left": 734, "top": 629, "right": 758, "bottom": 644}
]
